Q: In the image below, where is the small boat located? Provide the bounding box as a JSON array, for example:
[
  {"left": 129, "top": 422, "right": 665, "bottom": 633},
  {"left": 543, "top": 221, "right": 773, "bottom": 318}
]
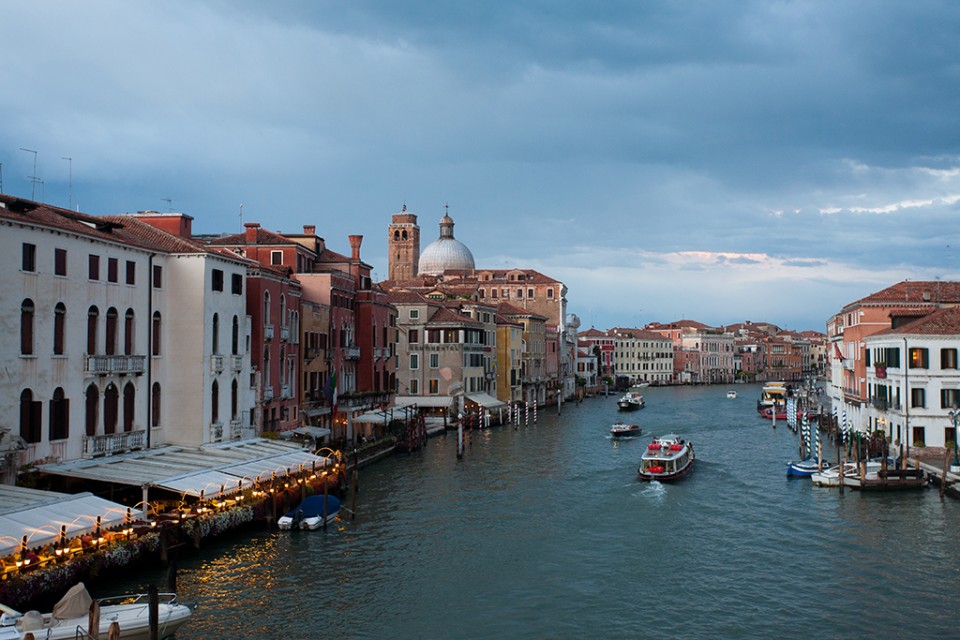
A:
[
  {"left": 278, "top": 494, "right": 341, "bottom": 530},
  {"left": 786, "top": 458, "right": 830, "bottom": 478},
  {"left": 811, "top": 458, "right": 897, "bottom": 487},
  {"left": 759, "top": 406, "right": 788, "bottom": 421},
  {"left": 0, "top": 582, "right": 192, "bottom": 640},
  {"left": 726, "top": 390, "right": 737, "bottom": 399},
  {"left": 637, "top": 434, "right": 695, "bottom": 482},
  {"left": 617, "top": 389, "right": 646, "bottom": 411},
  {"left": 610, "top": 422, "right": 642, "bottom": 438}
]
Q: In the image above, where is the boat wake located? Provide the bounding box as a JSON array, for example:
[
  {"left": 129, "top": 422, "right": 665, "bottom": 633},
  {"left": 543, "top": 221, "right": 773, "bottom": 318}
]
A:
[{"left": 635, "top": 480, "right": 666, "bottom": 501}]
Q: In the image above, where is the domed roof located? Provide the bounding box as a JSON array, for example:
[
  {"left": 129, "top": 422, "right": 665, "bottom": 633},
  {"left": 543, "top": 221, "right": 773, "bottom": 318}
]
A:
[{"left": 418, "top": 212, "right": 475, "bottom": 275}]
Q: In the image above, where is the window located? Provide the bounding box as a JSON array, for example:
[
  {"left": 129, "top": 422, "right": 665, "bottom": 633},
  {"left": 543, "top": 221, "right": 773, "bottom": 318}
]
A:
[
  {"left": 909, "top": 348, "right": 929, "bottom": 369},
  {"left": 232, "top": 273, "right": 243, "bottom": 295},
  {"left": 55, "top": 248, "right": 67, "bottom": 276},
  {"left": 212, "top": 269, "right": 224, "bottom": 292},
  {"left": 409, "top": 379, "right": 419, "bottom": 394},
  {"left": 20, "top": 299, "right": 34, "bottom": 355},
  {"left": 910, "top": 387, "right": 926, "bottom": 409},
  {"left": 410, "top": 353, "right": 419, "bottom": 370},
  {"left": 271, "top": 251, "right": 283, "bottom": 265},
  {"left": 231, "top": 379, "right": 239, "bottom": 420},
  {"left": 151, "top": 382, "right": 162, "bottom": 427},
  {"left": 123, "top": 382, "right": 135, "bottom": 432},
  {"left": 85, "top": 384, "right": 99, "bottom": 436},
  {"left": 152, "top": 312, "right": 161, "bottom": 356},
  {"left": 516, "top": 289, "right": 523, "bottom": 299},
  {"left": 429, "top": 379, "right": 439, "bottom": 394},
  {"left": 124, "top": 309, "right": 135, "bottom": 355},
  {"left": 912, "top": 426, "right": 926, "bottom": 447},
  {"left": 547, "top": 288, "right": 554, "bottom": 299},
  {"left": 105, "top": 308, "right": 118, "bottom": 355},
  {"left": 528, "top": 288, "right": 534, "bottom": 299},
  {"left": 501, "top": 288, "right": 509, "bottom": 299},
  {"left": 107, "top": 257, "right": 118, "bottom": 283},
  {"left": 232, "top": 316, "right": 240, "bottom": 355},
  {"left": 88, "top": 254, "right": 100, "bottom": 280},
  {"left": 942, "top": 348, "right": 958, "bottom": 370},
  {"left": 22, "top": 243, "right": 37, "bottom": 272},
  {"left": 409, "top": 329, "right": 419, "bottom": 344},
  {"left": 54, "top": 303, "right": 66, "bottom": 355},
  {"left": 211, "top": 380, "right": 220, "bottom": 424},
  {"left": 87, "top": 306, "right": 99, "bottom": 354},
  {"left": 152, "top": 264, "right": 163, "bottom": 288},
  {"left": 20, "top": 389, "right": 41, "bottom": 444},
  {"left": 126, "top": 260, "right": 136, "bottom": 285},
  {"left": 430, "top": 353, "right": 439, "bottom": 368},
  {"left": 410, "top": 309, "right": 420, "bottom": 320},
  {"left": 103, "top": 384, "right": 118, "bottom": 434},
  {"left": 941, "top": 388, "right": 960, "bottom": 409},
  {"left": 49, "top": 387, "right": 69, "bottom": 440},
  {"left": 478, "top": 289, "right": 485, "bottom": 299},
  {"left": 212, "top": 313, "right": 220, "bottom": 354}
]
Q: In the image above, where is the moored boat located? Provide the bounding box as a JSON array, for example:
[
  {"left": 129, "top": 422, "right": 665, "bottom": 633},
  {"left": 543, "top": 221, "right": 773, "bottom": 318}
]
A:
[
  {"left": 278, "top": 494, "right": 341, "bottom": 530},
  {"left": 0, "top": 582, "right": 193, "bottom": 640},
  {"left": 786, "top": 458, "right": 830, "bottom": 478},
  {"left": 726, "top": 390, "right": 737, "bottom": 399},
  {"left": 637, "top": 434, "right": 695, "bottom": 481},
  {"left": 610, "top": 422, "right": 642, "bottom": 438}
]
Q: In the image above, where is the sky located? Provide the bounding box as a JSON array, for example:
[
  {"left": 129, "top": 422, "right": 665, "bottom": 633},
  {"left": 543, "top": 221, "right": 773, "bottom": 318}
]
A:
[{"left": 2, "top": 1, "right": 959, "bottom": 333}]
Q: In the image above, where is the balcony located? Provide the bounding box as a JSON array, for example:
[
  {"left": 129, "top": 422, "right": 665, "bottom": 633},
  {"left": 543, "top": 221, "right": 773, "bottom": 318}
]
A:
[
  {"left": 85, "top": 355, "right": 146, "bottom": 376},
  {"left": 280, "top": 384, "right": 291, "bottom": 399},
  {"left": 280, "top": 325, "right": 290, "bottom": 342},
  {"left": 83, "top": 430, "right": 146, "bottom": 458},
  {"left": 230, "top": 354, "right": 244, "bottom": 372},
  {"left": 210, "top": 354, "right": 224, "bottom": 374},
  {"left": 230, "top": 419, "right": 243, "bottom": 440},
  {"left": 264, "top": 324, "right": 274, "bottom": 340},
  {"left": 869, "top": 396, "right": 901, "bottom": 411},
  {"left": 211, "top": 421, "right": 224, "bottom": 442},
  {"left": 264, "top": 386, "right": 274, "bottom": 401},
  {"left": 344, "top": 346, "right": 361, "bottom": 360}
]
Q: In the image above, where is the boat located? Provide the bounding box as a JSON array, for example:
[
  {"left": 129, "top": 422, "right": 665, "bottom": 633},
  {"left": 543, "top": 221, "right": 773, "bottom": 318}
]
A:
[
  {"left": 726, "top": 390, "right": 737, "bottom": 399},
  {"left": 841, "top": 461, "right": 925, "bottom": 491},
  {"left": 610, "top": 422, "right": 642, "bottom": 438},
  {"left": 759, "top": 406, "right": 788, "bottom": 421},
  {"left": 277, "top": 494, "right": 341, "bottom": 530},
  {"left": 617, "top": 389, "right": 646, "bottom": 411},
  {"left": 637, "top": 434, "right": 695, "bottom": 481},
  {"left": 757, "top": 382, "right": 788, "bottom": 414},
  {"left": 786, "top": 458, "right": 831, "bottom": 478},
  {"left": 0, "top": 582, "right": 192, "bottom": 640},
  {"left": 811, "top": 458, "right": 898, "bottom": 487}
]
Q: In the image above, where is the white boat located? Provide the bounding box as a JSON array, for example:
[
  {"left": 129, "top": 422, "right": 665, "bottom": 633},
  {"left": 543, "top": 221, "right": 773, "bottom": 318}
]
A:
[
  {"left": 637, "top": 434, "right": 695, "bottom": 482},
  {"left": 617, "top": 389, "right": 646, "bottom": 411},
  {"left": 811, "top": 458, "right": 897, "bottom": 487},
  {"left": 726, "top": 390, "right": 737, "bottom": 399},
  {"left": 610, "top": 422, "right": 642, "bottom": 438},
  {"left": 0, "top": 582, "right": 192, "bottom": 640},
  {"left": 277, "top": 494, "right": 341, "bottom": 530}
]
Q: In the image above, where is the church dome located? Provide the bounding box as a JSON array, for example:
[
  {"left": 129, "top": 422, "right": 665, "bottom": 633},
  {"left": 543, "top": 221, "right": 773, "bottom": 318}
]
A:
[{"left": 418, "top": 213, "right": 475, "bottom": 275}]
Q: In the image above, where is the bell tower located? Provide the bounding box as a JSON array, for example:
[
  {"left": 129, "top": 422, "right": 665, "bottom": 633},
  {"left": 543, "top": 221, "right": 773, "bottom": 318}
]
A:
[{"left": 388, "top": 205, "right": 420, "bottom": 281}]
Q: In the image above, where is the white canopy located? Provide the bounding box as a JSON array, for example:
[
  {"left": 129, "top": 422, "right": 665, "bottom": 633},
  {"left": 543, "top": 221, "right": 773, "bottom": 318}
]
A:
[
  {"left": 394, "top": 396, "right": 453, "bottom": 409},
  {"left": 466, "top": 393, "right": 507, "bottom": 408}
]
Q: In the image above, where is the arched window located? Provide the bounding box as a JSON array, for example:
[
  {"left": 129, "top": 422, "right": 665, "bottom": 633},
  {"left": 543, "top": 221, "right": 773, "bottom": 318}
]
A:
[
  {"left": 20, "top": 389, "right": 41, "bottom": 443},
  {"left": 105, "top": 308, "right": 119, "bottom": 356},
  {"left": 232, "top": 316, "right": 239, "bottom": 355},
  {"left": 151, "top": 382, "right": 161, "bottom": 427},
  {"left": 20, "top": 299, "right": 35, "bottom": 355},
  {"left": 124, "top": 309, "right": 135, "bottom": 355},
  {"left": 211, "top": 380, "right": 220, "bottom": 424},
  {"left": 152, "top": 311, "right": 161, "bottom": 356},
  {"left": 280, "top": 346, "right": 286, "bottom": 385},
  {"left": 263, "top": 347, "right": 271, "bottom": 387},
  {"left": 212, "top": 313, "right": 220, "bottom": 354},
  {"left": 103, "top": 383, "right": 119, "bottom": 434},
  {"left": 402, "top": 230, "right": 408, "bottom": 240},
  {"left": 123, "top": 382, "right": 135, "bottom": 432},
  {"left": 54, "top": 302, "right": 67, "bottom": 355},
  {"left": 49, "top": 387, "right": 69, "bottom": 440},
  {"left": 280, "top": 295, "right": 286, "bottom": 328},
  {"left": 231, "top": 379, "right": 239, "bottom": 421},
  {"left": 393, "top": 230, "right": 400, "bottom": 240},
  {"left": 87, "top": 306, "right": 99, "bottom": 354},
  {"left": 264, "top": 291, "right": 271, "bottom": 325},
  {"left": 85, "top": 384, "right": 99, "bottom": 436}
]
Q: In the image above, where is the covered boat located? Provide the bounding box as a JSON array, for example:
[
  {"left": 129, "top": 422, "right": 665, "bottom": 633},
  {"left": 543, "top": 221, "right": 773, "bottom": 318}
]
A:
[
  {"left": 786, "top": 458, "right": 830, "bottom": 478},
  {"left": 610, "top": 422, "right": 642, "bottom": 438},
  {"left": 617, "top": 389, "right": 646, "bottom": 411},
  {"left": 0, "top": 582, "right": 192, "bottom": 640},
  {"left": 637, "top": 434, "right": 695, "bottom": 482},
  {"left": 278, "top": 494, "right": 341, "bottom": 530}
]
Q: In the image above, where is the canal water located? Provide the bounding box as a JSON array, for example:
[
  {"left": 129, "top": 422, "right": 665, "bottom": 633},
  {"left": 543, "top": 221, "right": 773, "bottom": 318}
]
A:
[{"left": 114, "top": 384, "right": 960, "bottom": 639}]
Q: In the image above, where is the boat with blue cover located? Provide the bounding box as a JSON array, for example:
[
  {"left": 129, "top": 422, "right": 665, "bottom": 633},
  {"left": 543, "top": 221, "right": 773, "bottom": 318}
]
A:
[{"left": 278, "top": 494, "right": 341, "bottom": 530}]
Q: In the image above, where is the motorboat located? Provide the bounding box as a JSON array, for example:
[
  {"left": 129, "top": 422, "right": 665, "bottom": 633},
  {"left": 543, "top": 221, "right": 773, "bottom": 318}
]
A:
[
  {"left": 0, "top": 582, "right": 192, "bottom": 640},
  {"left": 726, "top": 390, "right": 737, "bottom": 399},
  {"left": 637, "top": 434, "right": 695, "bottom": 482},
  {"left": 759, "top": 406, "right": 787, "bottom": 421},
  {"left": 277, "top": 494, "right": 341, "bottom": 530},
  {"left": 617, "top": 389, "right": 645, "bottom": 411},
  {"left": 757, "top": 382, "right": 788, "bottom": 413},
  {"left": 786, "top": 458, "right": 830, "bottom": 478},
  {"left": 811, "top": 458, "right": 898, "bottom": 487},
  {"left": 610, "top": 422, "right": 642, "bottom": 438}
]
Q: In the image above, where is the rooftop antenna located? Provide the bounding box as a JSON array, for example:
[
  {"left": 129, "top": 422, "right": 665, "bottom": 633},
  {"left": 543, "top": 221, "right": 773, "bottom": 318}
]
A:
[
  {"left": 19, "top": 148, "right": 38, "bottom": 200},
  {"left": 239, "top": 203, "right": 244, "bottom": 231},
  {"left": 162, "top": 198, "right": 172, "bottom": 212},
  {"left": 62, "top": 157, "right": 72, "bottom": 209}
]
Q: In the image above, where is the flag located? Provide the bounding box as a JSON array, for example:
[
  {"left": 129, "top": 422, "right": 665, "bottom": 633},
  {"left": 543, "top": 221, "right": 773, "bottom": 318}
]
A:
[{"left": 834, "top": 343, "right": 846, "bottom": 361}]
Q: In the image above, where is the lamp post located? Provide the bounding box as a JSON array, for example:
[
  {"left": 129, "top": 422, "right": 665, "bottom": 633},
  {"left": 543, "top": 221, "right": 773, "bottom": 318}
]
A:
[{"left": 949, "top": 409, "right": 960, "bottom": 473}]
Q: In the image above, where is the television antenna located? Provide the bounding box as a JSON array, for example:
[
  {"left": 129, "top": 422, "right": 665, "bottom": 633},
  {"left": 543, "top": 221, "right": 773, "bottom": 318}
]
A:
[
  {"left": 19, "top": 148, "right": 38, "bottom": 200},
  {"left": 162, "top": 198, "right": 172, "bottom": 212},
  {"left": 62, "top": 157, "right": 73, "bottom": 209}
]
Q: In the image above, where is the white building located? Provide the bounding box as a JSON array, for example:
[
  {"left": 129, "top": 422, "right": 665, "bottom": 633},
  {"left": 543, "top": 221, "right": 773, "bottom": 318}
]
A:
[{"left": 610, "top": 327, "right": 674, "bottom": 385}]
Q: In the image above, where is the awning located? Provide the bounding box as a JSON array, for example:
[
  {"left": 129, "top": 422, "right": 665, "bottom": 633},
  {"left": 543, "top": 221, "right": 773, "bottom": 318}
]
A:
[
  {"left": 394, "top": 396, "right": 453, "bottom": 409},
  {"left": 287, "top": 426, "right": 332, "bottom": 439},
  {"left": 155, "top": 470, "right": 253, "bottom": 499},
  {"left": 353, "top": 411, "right": 391, "bottom": 424},
  {"left": 0, "top": 487, "right": 130, "bottom": 557},
  {"left": 302, "top": 407, "right": 331, "bottom": 418},
  {"left": 466, "top": 393, "right": 507, "bottom": 409}
]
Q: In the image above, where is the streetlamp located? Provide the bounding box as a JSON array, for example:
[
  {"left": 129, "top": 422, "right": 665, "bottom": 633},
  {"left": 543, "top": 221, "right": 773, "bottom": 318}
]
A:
[{"left": 949, "top": 409, "right": 960, "bottom": 473}]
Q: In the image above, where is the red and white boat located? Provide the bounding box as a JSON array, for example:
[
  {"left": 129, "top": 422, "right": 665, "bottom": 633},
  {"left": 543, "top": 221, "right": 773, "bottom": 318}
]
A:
[
  {"left": 610, "top": 422, "right": 642, "bottom": 438},
  {"left": 637, "top": 434, "right": 695, "bottom": 481}
]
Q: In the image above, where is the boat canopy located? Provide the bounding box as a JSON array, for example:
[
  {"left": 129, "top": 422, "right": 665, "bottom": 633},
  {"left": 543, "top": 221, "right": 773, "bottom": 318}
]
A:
[{"left": 282, "top": 494, "right": 341, "bottom": 520}]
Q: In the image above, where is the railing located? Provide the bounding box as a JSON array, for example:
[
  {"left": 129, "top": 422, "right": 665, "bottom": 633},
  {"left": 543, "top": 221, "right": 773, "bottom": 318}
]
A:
[
  {"left": 230, "top": 354, "right": 244, "bottom": 372},
  {"left": 280, "top": 326, "right": 290, "bottom": 342},
  {"left": 264, "top": 324, "right": 274, "bottom": 340},
  {"left": 280, "top": 384, "right": 291, "bottom": 398},
  {"left": 84, "top": 355, "right": 146, "bottom": 376},
  {"left": 83, "top": 430, "right": 146, "bottom": 458},
  {"left": 211, "top": 421, "right": 224, "bottom": 442},
  {"left": 210, "top": 354, "right": 224, "bottom": 374},
  {"left": 869, "top": 396, "right": 901, "bottom": 411},
  {"left": 344, "top": 346, "right": 361, "bottom": 360},
  {"left": 230, "top": 419, "right": 243, "bottom": 439},
  {"left": 264, "top": 386, "right": 274, "bottom": 401}
]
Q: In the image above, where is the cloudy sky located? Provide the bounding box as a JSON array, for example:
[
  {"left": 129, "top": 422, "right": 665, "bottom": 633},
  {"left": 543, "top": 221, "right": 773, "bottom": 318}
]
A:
[{"left": 3, "top": 1, "right": 959, "bottom": 332}]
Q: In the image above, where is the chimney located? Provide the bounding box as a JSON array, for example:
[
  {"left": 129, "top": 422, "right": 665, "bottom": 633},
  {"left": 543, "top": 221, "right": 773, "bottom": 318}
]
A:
[
  {"left": 348, "top": 235, "right": 363, "bottom": 260},
  {"left": 303, "top": 224, "right": 316, "bottom": 236},
  {"left": 244, "top": 222, "right": 260, "bottom": 244}
]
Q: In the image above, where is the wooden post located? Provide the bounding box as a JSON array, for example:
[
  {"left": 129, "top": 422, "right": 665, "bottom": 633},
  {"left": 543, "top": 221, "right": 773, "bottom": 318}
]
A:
[
  {"left": 941, "top": 453, "right": 951, "bottom": 499},
  {"left": 839, "top": 437, "right": 846, "bottom": 495},
  {"left": 108, "top": 621, "right": 121, "bottom": 640},
  {"left": 166, "top": 559, "right": 178, "bottom": 593},
  {"left": 89, "top": 600, "right": 101, "bottom": 640},
  {"left": 148, "top": 584, "right": 159, "bottom": 640}
]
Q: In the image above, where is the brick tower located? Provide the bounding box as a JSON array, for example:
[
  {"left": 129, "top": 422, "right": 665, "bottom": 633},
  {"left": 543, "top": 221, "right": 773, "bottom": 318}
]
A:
[{"left": 388, "top": 205, "right": 420, "bottom": 281}]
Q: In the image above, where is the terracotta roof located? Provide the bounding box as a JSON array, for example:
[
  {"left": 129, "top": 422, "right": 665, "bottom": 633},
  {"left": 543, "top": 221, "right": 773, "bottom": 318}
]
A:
[
  {"left": 844, "top": 280, "right": 960, "bottom": 309},
  {"left": 427, "top": 306, "right": 481, "bottom": 327},
  {"left": 386, "top": 290, "right": 430, "bottom": 305},
  {"left": 611, "top": 327, "right": 672, "bottom": 341},
  {"left": 872, "top": 306, "right": 960, "bottom": 336},
  {"left": 496, "top": 302, "right": 547, "bottom": 320},
  {"left": 211, "top": 226, "right": 290, "bottom": 246}
]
